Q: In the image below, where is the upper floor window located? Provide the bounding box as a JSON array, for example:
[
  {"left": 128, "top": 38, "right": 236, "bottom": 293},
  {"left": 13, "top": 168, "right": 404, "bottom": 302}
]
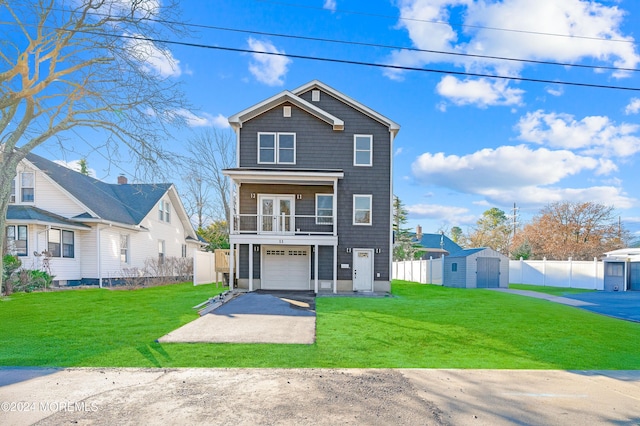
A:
[
  {"left": 48, "top": 229, "right": 74, "bottom": 258},
  {"left": 353, "top": 194, "right": 372, "bottom": 225},
  {"left": 316, "top": 194, "right": 334, "bottom": 225},
  {"left": 21, "top": 172, "right": 34, "bottom": 202},
  {"left": 354, "top": 135, "right": 372, "bottom": 167},
  {"left": 159, "top": 200, "right": 171, "bottom": 223},
  {"left": 258, "top": 133, "right": 296, "bottom": 164},
  {"left": 9, "top": 178, "right": 16, "bottom": 204},
  {"left": 6, "top": 225, "right": 27, "bottom": 256}
]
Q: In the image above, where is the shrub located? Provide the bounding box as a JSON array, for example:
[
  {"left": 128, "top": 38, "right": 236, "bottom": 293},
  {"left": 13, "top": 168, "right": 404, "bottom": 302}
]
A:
[
  {"left": 2, "top": 255, "right": 22, "bottom": 296},
  {"left": 13, "top": 269, "right": 54, "bottom": 293}
]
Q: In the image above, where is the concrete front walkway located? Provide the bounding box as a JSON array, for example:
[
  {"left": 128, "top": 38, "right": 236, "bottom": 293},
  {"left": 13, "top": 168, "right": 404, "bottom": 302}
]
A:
[
  {"left": 158, "top": 292, "right": 316, "bottom": 344},
  {"left": 489, "top": 288, "right": 596, "bottom": 307}
]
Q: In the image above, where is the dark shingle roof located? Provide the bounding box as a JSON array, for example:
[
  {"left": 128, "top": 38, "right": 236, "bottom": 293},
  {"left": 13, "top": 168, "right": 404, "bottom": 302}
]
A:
[
  {"left": 7, "top": 205, "right": 90, "bottom": 229},
  {"left": 26, "top": 153, "right": 171, "bottom": 226},
  {"left": 413, "top": 233, "right": 463, "bottom": 254}
]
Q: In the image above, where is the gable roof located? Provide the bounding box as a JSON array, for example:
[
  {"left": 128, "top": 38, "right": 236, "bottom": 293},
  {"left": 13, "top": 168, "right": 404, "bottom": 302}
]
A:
[
  {"left": 448, "top": 248, "right": 487, "bottom": 257},
  {"left": 25, "top": 153, "right": 171, "bottom": 226},
  {"left": 228, "top": 90, "right": 344, "bottom": 131},
  {"left": 292, "top": 80, "right": 400, "bottom": 135}
]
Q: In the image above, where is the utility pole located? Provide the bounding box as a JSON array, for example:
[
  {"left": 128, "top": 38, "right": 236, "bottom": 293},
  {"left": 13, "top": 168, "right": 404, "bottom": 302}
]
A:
[{"left": 512, "top": 202, "right": 519, "bottom": 237}]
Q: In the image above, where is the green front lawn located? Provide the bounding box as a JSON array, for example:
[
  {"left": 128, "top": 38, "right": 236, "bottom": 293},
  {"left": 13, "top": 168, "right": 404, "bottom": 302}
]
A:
[{"left": 1, "top": 281, "right": 639, "bottom": 369}]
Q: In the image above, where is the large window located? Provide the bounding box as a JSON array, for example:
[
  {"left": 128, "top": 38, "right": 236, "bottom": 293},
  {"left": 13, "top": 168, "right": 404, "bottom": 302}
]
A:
[
  {"left": 21, "top": 172, "right": 34, "bottom": 202},
  {"left": 6, "top": 225, "right": 27, "bottom": 256},
  {"left": 353, "top": 194, "right": 372, "bottom": 225},
  {"left": 353, "top": 135, "right": 372, "bottom": 166},
  {"left": 606, "top": 262, "right": 624, "bottom": 277},
  {"left": 120, "top": 234, "right": 130, "bottom": 264},
  {"left": 258, "top": 133, "right": 296, "bottom": 164},
  {"left": 47, "top": 229, "right": 74, "bottom": 258},
  {"left": 316, "top": 194, "right": 334, "bottom": 225}
]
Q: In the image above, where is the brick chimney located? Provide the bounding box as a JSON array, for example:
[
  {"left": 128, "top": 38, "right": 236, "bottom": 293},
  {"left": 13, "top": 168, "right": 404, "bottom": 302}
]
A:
[
  {"left": 416, "top": 225, "right": 423, "bottom": 241},
  {"left": 117, "top": 174, "right": 128, "bottom": 185}
]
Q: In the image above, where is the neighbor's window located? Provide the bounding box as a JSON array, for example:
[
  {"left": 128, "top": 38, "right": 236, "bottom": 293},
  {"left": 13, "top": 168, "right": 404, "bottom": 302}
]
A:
[
  {"left": 452, "top": 263, "right": 458, "bottom": 272},
  {"left": 353, "top": 135, "right": 372, "bottom": 166},
  {"left": 316, "top": 194, "right": 334, "bottom": 225},
  {"left": 258, "top": 133, "right": 296, "bottom": 164},
  {"left": 10, "top": 178, "right": 16, "bottom": 203},
  {"left": 21, "top": 172, "right": 34, "bottom": 202},
  {"left": 48, "top": 228, "right": 61, "bottom": 257},
  {"left": 120, "top": 234, "right": 130, "bottom": 263},
  {"left": 62, "top": 230, "right": 74, "bottom": 258},
  {"left": 158, "top": 239, "right": 166, "bottom": 264},
  {"left": 353, "top": 194, "right": 372, "bottom": 225},
  {"left": 6, "top": 225, "right": 27, "bottom": 256},
  {"left": 606, "top": 263, "right": 624, "bottom": 277},
  {"left": 182, "top": 244, "right": 188, "bottom": 258},
  {"left": 158, "top": 200, "right": 170, "bottom": 222}
]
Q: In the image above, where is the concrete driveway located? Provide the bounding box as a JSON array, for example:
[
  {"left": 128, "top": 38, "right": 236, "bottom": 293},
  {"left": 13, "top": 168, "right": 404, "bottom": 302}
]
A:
[{"left": 158, "top": 291, "right": 316, "bottom": 344}]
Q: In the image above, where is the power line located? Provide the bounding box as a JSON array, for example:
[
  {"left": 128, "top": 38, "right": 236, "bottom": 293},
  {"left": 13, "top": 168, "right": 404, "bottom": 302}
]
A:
[
  {"left": 78, "top": 31, "right": 640, "bottom": 92},
  {"left": 258, "top": 0, "right": 637, "bottom": 44},
  {"left": 41, "top": 7, "right": 640, "bottom": 73}
]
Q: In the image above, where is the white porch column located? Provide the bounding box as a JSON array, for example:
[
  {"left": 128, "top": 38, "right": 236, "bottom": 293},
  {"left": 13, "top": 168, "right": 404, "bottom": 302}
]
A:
[
  {"left": 333, "top": 244, "right": 338, "bottom": 294},
  {"left": 332, "top": 180, "right": 338, "bottom": 237},
  {"left": 249, "top": 243, "right": 254, "bottom": 291},
  {"left": 229, "top": 243, "right": 235, "bottom": 290},
  {"left": 314, "top": 244, "right": 319, "bottom": 293}
]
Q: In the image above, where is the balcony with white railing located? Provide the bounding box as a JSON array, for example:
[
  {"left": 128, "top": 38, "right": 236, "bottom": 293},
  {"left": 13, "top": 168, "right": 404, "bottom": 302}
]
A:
[{"left": 231, "top": 213, "right": 335, "bottom": 236}]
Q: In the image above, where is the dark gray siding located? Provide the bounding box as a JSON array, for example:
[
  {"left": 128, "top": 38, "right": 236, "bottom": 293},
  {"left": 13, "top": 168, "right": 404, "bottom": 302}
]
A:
[
  {"left": 238, "top": 88, "right": 393, "bottom": 283},
  {"left": 238, "top": 244, "right": 261, "bottom": 279}
]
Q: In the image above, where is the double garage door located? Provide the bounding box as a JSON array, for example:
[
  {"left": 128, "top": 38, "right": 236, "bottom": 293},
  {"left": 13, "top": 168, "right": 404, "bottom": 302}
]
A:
[{"left": 262, "top": 245, "right": 310, "bottom": 290}]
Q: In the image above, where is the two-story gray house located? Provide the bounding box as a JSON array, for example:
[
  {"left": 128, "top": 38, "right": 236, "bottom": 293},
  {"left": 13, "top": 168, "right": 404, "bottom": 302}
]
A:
[{"left": 223, "top": 80, "right": 399, "bottom": 293}]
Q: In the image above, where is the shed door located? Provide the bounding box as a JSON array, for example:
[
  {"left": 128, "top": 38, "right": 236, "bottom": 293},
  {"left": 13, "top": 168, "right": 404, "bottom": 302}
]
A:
[
  {"left": 262, "top": 245, "right": 310, "bottom": 290},
  {"left": 477, "top": 257, "right": 500, "bottom": 288},
  {"left": 630, "top": 263, "right": 640, "bottom": 291}
]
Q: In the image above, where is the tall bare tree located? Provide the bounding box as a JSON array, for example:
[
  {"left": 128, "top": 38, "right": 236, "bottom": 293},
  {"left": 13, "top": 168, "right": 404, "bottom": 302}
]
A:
[
  {"left": 512, "top": 201, "right": 628, "bottom": 260},
  {"left": 0, "top": 0, "right": 190, "bottom": 294},
  {"left": 182, "top": 129, "right": 235, "bottom": 224}
]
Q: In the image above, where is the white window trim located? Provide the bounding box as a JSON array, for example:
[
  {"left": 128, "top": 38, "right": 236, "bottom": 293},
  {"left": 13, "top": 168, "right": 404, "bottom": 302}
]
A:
[
  {"left": 353, "top": 194, "right": 372, "bottom": 226},
  {"left": 9, "top": 178, "right": 16, "bottom": 204},
  {"left": 353, "top": 134, "right": 373, "bottom": 167},
  {"left": 120, "top": 234, "right": 130, "bottom": 264},
  {"left": 20, "top": 171, "right": 35, "bottom": 203},
  {"left": 315, "top": 194, "right": 334, "bottom": 225},
  {"left": 257, "top": 132, "right": 296, "bottom": 165},
  {"left": 164, "top": 200, "right": 171, "bottom": 223},
  {"left": 6, "top": 225, "right": 28, "bottom": 256}
]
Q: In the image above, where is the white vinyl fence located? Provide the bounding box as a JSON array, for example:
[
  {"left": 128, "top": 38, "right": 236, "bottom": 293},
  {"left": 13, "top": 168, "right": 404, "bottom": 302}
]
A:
[
  {"left": 392, "top": 257, "right": 444, "bottom": 285},
  {"left": 193, "top": 251, "right": 216, "bottom": 286},
  {"left": 393, "top": 257, "right": 604, "bottom": 290}
]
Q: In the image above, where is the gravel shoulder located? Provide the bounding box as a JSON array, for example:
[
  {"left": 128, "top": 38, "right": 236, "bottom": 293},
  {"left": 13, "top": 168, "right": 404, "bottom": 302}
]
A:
[{"left": 1, "top": 368, "right": 639, "bottom": 425}]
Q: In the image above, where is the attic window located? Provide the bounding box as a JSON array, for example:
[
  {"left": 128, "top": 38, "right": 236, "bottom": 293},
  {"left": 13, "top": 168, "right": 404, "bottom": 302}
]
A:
[
  {"left": 312, "top": 90, "right": 320, "bottom": 102},
  {"left": 283, "top": 106, "right": 291, "bottom": 117}
]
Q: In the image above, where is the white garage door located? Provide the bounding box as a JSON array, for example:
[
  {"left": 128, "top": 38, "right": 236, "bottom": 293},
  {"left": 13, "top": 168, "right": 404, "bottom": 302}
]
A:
[{"left": 262, "top": 245, "right": 310, "bottom": 290}]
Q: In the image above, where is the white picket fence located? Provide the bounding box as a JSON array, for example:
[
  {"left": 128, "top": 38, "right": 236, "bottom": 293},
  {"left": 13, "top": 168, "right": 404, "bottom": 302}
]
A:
[{"left": 393, "top": 257, "right": 604, "bottom": 290}]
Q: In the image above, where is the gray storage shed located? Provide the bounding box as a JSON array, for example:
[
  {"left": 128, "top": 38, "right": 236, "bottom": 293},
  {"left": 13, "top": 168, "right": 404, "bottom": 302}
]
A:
[
  {"left": 603, "top": 248, "right": 640, "bottom": 291},
  {"left": 443, "top": 248, "right": 509, "bottom": 289}
]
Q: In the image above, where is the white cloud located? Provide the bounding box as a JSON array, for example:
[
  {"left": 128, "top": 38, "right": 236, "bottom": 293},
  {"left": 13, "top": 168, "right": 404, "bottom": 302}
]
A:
[
  {"left": 516, "top": 110, "right": 640, "bottom": 157},
  {"left": 166, "top": 109, "right": 230, "bottom": 128},
  {"left": 247, "top": 38, "right": 292, "bottom": 86},
  {"left": 625, "top": 98, "right": 640, "bottom": 115},
  {"left": 125, "top": 35, "right": 181, "bottom": 78},
  {"left": 407, "top": 203, "right": 477, "bottom": 225},
  {"left": 546, "top": 86, "right": 564, "bottom": 97},
  {"left": 54, "top": 160, "right": 97, "bottom": 178},
  {"left": 409, "top": 144, "right": 634, "bottom": 208},
  {"left": 323, "top": 0, "right": 337, "bottom": 12},
  {"left": 436, "top": 76, "right": 524, "bottom": 107},
  {"left": 395, "top": 147, "right": 404, "bottom": 156},
  {"left": 388, "top": 0, "right": 640, "bottom": 104}
]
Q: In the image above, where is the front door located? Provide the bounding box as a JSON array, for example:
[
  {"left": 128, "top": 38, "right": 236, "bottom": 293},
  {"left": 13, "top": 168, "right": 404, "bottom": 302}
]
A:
[
  {"left": 353, "top": 249, "right": 373, "bottom": 291},
  {"left": 259, "top": 195, "right": 294, "bottom": 234}
]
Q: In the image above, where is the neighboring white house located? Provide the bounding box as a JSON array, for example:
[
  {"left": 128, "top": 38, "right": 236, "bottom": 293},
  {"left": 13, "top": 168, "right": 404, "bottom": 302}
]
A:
[{"left": 5, "top": 153, "right": 202, "bottom": 286}]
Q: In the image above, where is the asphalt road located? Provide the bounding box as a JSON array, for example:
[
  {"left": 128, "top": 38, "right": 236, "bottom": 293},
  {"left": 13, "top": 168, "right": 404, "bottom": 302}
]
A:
[{"left": 1, "top": 368, "right": 639, "bottom": 425}]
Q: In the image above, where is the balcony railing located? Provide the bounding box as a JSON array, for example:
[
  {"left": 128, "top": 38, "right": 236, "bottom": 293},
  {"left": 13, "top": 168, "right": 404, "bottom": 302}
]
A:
[{"left": 231, "top": 214, "right": 334, "bottom": 236}]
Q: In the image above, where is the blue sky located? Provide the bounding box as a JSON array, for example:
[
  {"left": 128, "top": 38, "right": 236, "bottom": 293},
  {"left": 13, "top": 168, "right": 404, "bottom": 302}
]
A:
[{"left": 35, "top": 0, "right": 640, "bottom": 236}]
